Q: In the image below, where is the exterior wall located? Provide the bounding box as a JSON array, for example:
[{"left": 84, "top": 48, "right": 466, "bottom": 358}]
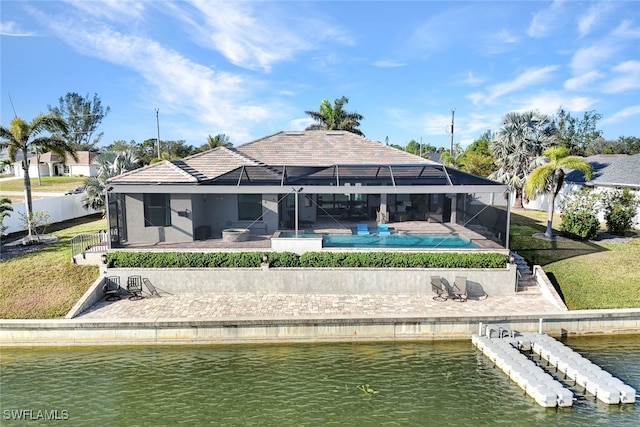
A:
[
  {"left": 124, "top": 193, "right": 194, "bottom": 243},
  {"left": 68, "top": 164, "right": 98, "bottom": 177},
  {"left": 14, "top": 162, "right": 49, "bottom": 178},
  {"left": 106, "top": 264, "right": 518, "bottom": 297},
  {"left": 262, "top": 194, "right": 278, "bottom": 233}
]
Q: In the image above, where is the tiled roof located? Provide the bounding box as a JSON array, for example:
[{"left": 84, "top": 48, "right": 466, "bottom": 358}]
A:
[
  {"left": 565, "top": 154, "right": 640, "bottom": 187},
  {"left": 237, "top": 131, "right": 436, "bottom": 166},
  {"left": 110, "top": 131, "right": 437, "bottom": 184},
  {"left": 36, "top": 151, "right": 97, "bottom": 165},
  {"left": 109, "top": 160, "right": 199, "bottom": 183}
]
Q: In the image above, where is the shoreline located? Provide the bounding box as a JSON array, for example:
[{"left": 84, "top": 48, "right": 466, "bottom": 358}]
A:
[{"left": 3, "top": 308, "right": 639, "bottom": 347}]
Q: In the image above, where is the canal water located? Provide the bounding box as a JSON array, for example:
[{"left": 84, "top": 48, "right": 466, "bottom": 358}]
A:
[{"left": 1, "top": 335, "right": 638, "bottom": 426}]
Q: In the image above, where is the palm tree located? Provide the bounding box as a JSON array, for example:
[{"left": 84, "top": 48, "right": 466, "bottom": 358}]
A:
[
  {"left": 524, "top": 146, "right": 592, "bottom": 238},
  {"left": 489, "top": 111, "right": 555, "bottom": 208},
  {"left": 206, "top": 134, "right": 233, "bottom": 149},
  {"left": 0, "top": 115, "right": 74, "bottom": 236},
  {"left": 82, "top": 150, "right": 140, "bottom": 213},
  {"left": 304, "top": 96, "right": 365, "bottom": 136}
]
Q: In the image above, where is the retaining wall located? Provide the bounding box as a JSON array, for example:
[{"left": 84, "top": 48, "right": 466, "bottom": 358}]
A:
[
  {"left": 104, "top": 265, "right": 517, "bottom": 297},
  {"left": 2, "top": 310, "right": 639, "bottom": 346}
]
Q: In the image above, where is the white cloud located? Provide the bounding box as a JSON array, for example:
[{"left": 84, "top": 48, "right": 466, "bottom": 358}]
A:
[
  {"left": 0, "top": 21, "right": 34, "bottom": 36},
  {"left": 65, "top": 0, "right": 146, "bottom": 22},
  {"left": 289, "top": 117, "right": 314, "bottom": 131},
  {"left": 527, "top": 0, "right": 565, "bottom": 38},
  {"left": 602, "top": 105, "right": 640, "bottom": 124},
  {"left": 168, "top": 0, "right": 351, "bottom": 72},
  {"left": 36, "top": 13, "right": 272, "bottom": 141},
  {"left": 564, "top": 71, "right": 603, "bottom": 91},
  {"left": 602, "top": 60, "right": 640, "bottom": 93},
  {"left": 613, "top": 20, "right": 640, "bottom": 38},
  {"left": 517, "top": 92, "right": 596, "bottom": 115},
  {"left": 577, "top": 2, "right": 613, "bottom": 38},
  {"left": 372, "top": 60, "right": 406, "bottom": 68},
  {"left": 475, "top": 66, "right": 559, "bottom": 104},
  {"left": 570, "top": 43, "right": 616, "bottom": 75}
]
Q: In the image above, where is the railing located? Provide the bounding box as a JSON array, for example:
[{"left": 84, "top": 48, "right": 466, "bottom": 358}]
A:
[{"left": 70, "top": 231, "right": 108, "bottom": 258}]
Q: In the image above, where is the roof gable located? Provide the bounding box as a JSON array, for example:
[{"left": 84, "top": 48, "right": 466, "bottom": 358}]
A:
[{"left": 566, "top": 154, "right": 640, "bottom": 187}]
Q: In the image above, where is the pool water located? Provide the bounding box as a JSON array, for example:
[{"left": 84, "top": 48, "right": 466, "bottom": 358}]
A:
[
  {"left": 323, "top": 233, "right": 476, "bottom": 248},
  {"left": 276, "top": 232, "right": 476, "bottom": 248}
]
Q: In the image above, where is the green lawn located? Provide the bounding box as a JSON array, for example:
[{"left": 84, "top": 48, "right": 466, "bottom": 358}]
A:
[
  {"left": 0, "top": 215, "right": 104, "bottom": 319},
  {"left": 0, "top": 209, "right": 637, "bottom": 319},
  {"left": 509, "top": 210, "right": 640, "bottom": 309},
  {"left": 0, "top": 176, "right": 88, "bottom": 203}
]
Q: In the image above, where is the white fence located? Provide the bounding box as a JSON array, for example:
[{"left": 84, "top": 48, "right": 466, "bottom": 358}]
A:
[{"left": 1, "top": 193, "right": 101, "bottom": 235}]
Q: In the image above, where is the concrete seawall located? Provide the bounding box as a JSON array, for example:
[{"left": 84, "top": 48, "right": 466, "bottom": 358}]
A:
[{"left": 2, "top": 310, "right": 639, "bottom": 346}]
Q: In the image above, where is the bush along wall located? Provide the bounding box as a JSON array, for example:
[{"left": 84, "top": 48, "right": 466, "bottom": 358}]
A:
[{"left": 107, "top": 251, "right": 508, "bottom": 269}]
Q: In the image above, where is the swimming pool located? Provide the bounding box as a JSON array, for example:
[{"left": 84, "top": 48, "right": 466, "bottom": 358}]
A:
[{"left": 276, "top": 232, "right": 476, "bottom": 248}]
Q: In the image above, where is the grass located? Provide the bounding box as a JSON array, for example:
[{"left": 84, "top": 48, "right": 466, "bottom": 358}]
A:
[
  {"left": 0, "top": 176, "right": 87, "bottom": 192},
  {"left": 509, "top": 210, "right": 640, "bottom": 310},
  {"left": 0, "top": 210, "right": 637, "bottom": 319},
  {"left": 0, "top": 214, "right": 104, "bottom": 319}
]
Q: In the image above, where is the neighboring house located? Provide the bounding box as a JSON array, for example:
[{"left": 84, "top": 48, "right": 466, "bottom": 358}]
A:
[
  {"left": 524, "top": 154, "right": 640, "bottom": 227},
  {"left": 13, "top": 151, "right": 99, "bottom": 178},
  {"left": 106, "top": 131, "right": 509, "bottom": 248}
]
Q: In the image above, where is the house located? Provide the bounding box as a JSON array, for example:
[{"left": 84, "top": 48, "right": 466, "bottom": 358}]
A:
[
  {"left": 106, "top": 131, "right": 510, "bottom": 248},
  {"left": 13, "top": 151, "right": 99, "bottom": 178},
  {"left": 524, "top": 154, "right": 640, "bottom": 227}
]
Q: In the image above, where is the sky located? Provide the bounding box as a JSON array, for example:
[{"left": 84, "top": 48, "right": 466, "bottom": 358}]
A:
[{"left": 1, "top": 0, "right": 639, "bottom": 151}]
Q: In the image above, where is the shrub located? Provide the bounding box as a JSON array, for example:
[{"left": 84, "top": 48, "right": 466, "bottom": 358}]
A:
[
  {"left": 559, "top": 188, "right": 600, "bottom": 240},
  {"left": 600, "top": 188, "right": 639, "bottom": 236},
  {"left": 107, "top": 251, "right": 508, "bottom": 269}
]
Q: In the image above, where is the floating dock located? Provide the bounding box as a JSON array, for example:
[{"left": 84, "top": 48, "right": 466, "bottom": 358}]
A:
[{"left": 472, "top": 325, "right": 636, "bottom": 408}]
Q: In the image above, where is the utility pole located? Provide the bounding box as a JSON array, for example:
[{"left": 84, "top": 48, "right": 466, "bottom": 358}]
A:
[
  {"left": 155, "top": 108, "right": 161, "bottom": 159},
  {"left": 450, "top": 109, "right": 455, "bottom": 158}
]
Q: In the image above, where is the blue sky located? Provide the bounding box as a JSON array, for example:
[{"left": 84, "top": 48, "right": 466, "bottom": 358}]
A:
[{"left": 1, "top": 1, "right": 639, "bottom": 150}]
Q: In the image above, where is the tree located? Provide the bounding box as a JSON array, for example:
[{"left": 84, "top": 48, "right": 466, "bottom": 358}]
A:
[
  {"left": 305, "top": 96, "right": 365, "bottom": 136},
  {"left": 206, "top": 134, "right": 233, "bottom": 149},
  {"left": 457, "top": 137, "right": 497, "bottom": 177},
  {"left": 553, "top": 108, "right": 602, "bottom": 156},
  {"left": 48, "top": 92, "right": 110, "bottom": 151},
  {"left": 524, "top": 146, "right": 592, "bottom": 238},
  {"left": 0, "top": 115, "right": 76, "bottom": 237},
  {"left": 489, "top": 111, "right": 555, "bottom": 208},
  {"left": 82, "top": 150, "right": 140, "bottom": 214},
  {"left": 404, "top": 139, "right": 436, "bottom": 157}
]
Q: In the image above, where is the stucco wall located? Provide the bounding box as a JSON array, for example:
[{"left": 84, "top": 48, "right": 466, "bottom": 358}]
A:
[
  {"left": 106, "top": 264, "right": 517, "bottom": 297},
  {"left": 124, "top": 193, "right": 194, "bottom": 243}
]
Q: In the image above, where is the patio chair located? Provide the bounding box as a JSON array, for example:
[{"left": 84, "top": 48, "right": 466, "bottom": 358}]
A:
[
  {"left": 356, "top": 223, "right": 370, "bottom": 235},
  {"left": 103, "top": 276, "right": 121, "bottom": 301},
  {"left": 127, "top": 275, "right": 144, "bottom": 300},
  {"left": 143, "top": 278, "right": 160, "bottom": 297},
  {"left": 431, "top": 276, "right": 447, "bottom": 301},
  {"left": 453, "top": 276, "right": 469, "bottom": 302},
  {"left": 377, "top": 223, "right": 391, "bottom": 236}
]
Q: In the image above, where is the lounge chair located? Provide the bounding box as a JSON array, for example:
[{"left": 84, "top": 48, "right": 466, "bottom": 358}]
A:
[
  {"left": 377, "top": 223, "right": 391, "bottom": 236},
  {"left": 143, "top": 277, "right": 160, "bottom": 297},
  {"left": 127, "top": 275, "right": 144, "bottom": 300},
  {"left": 431, "top": 276, "right": 447, "bottom": 301},
  {"left": 356, "top": 223, "right": 370, "bottom": 235},
  {"left": 453, "top": 276, "right": 469, "bottom": 302},
  {"left": 431, "top": 275, "right": 468, "bottom": 302},
  {"left": 103, "top": 276, "right": 121, "bottom": 301}
]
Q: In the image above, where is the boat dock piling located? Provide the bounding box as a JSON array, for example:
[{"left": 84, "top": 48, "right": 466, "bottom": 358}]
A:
[{"left": 472, "top": 323, "right": 637, "bottom": 408}]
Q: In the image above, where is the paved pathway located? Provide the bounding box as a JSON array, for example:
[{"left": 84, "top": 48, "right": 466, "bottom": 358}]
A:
[{"left": 77, "top": 292, "right": 563, "bottom": 320}]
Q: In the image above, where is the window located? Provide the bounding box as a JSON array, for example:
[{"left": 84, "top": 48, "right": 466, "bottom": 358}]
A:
[
  {"left": 238, "top": 194, "right": 262, "bottom": 221},
  {"left": 144, "top": 193, "right": 171, "bottom": 227}
]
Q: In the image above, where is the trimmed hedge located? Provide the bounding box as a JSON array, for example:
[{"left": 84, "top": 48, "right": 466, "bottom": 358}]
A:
[{"left": 108, "top": 251, "right": 508, "bottom": 269}]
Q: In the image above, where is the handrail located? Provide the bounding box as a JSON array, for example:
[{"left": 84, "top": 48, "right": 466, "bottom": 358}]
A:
[{"left": 70, "top": 231, "right": 108, "bottom": 257}]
